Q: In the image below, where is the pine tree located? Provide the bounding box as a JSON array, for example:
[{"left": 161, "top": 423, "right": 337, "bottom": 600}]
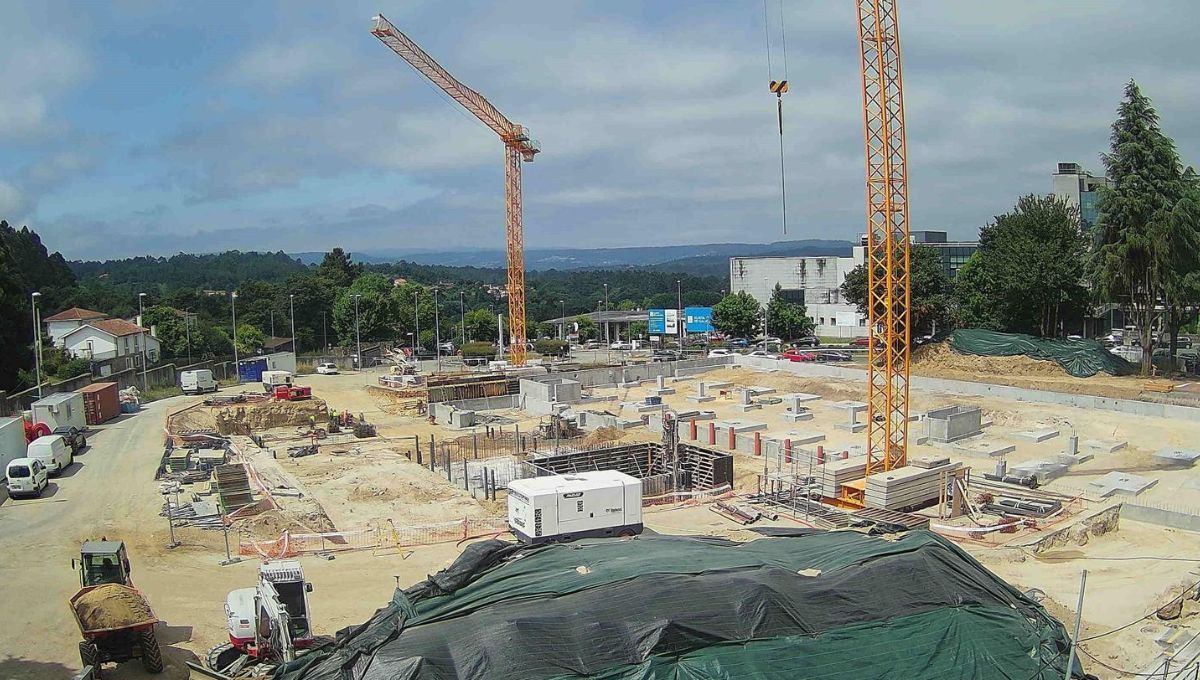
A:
[{"left": 1090, "top": 81, "right": 1189, "bottom": 374}]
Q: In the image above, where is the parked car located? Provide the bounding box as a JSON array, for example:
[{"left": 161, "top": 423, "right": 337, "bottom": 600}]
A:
[
  {"left": 27, "top": 434, "right": 72, "bottom": 475},
  {"left": 585, "top": 340, "right": 601, "bottom": 349},
  {"left": 850, "top": 337, "right": 873, "bottom": 347},
  {"left": 815, "top": 351, "right": 853, "bottom": 362},
  {"left": 652, "top": 350, "right": 682, "bottom": 362},
  {"left": 610, "top": 341, "right": 634, "bottom": 351},
  {"left": 792, "top": 336, "right": 820, "bottom": 348},
  {"left": 180, "top": 369, "right": 218, "bottom": 395},
  {"left": 746, "top": 350, "right": 780, "bottom": 359},
  {"left": 781, "top": 349, "right": 817, "bottom": 362},
  {"left": 52, "top": 426, "right": 87, "bottom": 454},
  {"left": 729, "top": 338, "right": 749, "bottom": 348},
  {"left": 5, "top": 458, "right": 48, "bottom": 498},
  {"left": 315, "top": 362, "right": 339, "bottom": 375},
  {"left": 708, "top": 348, "right": 733, "bottom": 358}
]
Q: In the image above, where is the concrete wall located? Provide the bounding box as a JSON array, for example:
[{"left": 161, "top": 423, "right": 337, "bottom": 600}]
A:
[
  {"left": 927, "top": 406, "right": 982, "bottom": 442},
  {"left": 734, "top": 355, "right": 1200, "bottom": 421},
  {"left": 546, "top": 356, "right": 731, "bottom": 388},
  {"left": 1122, "top": 501, "right": 1200, "bottom": 532}
]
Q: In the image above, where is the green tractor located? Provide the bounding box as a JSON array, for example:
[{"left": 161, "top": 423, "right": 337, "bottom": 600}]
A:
[{"left": 69, "top": 540, "right": 164, "bottom": 677}]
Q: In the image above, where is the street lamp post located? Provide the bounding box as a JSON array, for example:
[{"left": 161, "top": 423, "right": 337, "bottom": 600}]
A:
[
  {"left": 603, "top": 283, "right": 610, "bottom": 344},
  {"left": 352, "top": 294, "right": 362, "bottom": 372},
  {"left": 560, "top": 300, "right": 565, "bottom": 341},
  {"left": 289, "top": 294, "right": 296, "bottom": 355},
  {"left": 322, "top": 310, "right": 328, "bottom": 351},
  {"left": 30, "top": 292, "right": 42, "bottom": 399},
  {"left": 434, "top": 289, "right": 442, "bottom": 370},
  {"left": 138, "top": 292, "right": 148, "bottom": 391},
  {"left": 231, "top": 292, "right": 240, "bottom": 384},
  {"left": 677, "top": 279, "right": 683, "bottom": 348},
  {"left": 185, "top": 310, "right": 192, "bottom": 365},
  {"left": 459, "top": 291, "right": 466, "bottom": 347},
  {"left": 270, "top": 310, "right": 275, "bottom": 338}
]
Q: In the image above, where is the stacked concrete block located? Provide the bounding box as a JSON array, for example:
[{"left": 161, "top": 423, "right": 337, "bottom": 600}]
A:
[
  {"left": 817, "top": 458, "right": 867, "bottom": 498},
  {"left": 926, "top": 405, "right": 982, "bottom": 443},
  {"left": 831, "top": 401, "right": 868, "bottom": 433},
  {"left": 863, "top": 462, "right": 961, "bottom": 511},
  {"left": 1088, "top": 471, "right": 1157, "bottom": 497}
]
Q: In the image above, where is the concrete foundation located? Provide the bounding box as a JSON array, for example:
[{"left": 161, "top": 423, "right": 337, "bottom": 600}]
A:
[
  {"left": 783, "top": 410, "right": 813, "bottom": 422},
  {"left": 1013, "top": 428, "right": 1060, "bottom": 443},
  {"left": 781, "top": 392, "right": 821, "bottom": 403},
  {"left": 713, "top": 419, "right": 768, "bottom": 434},
  {"left": 953, "top": 440, "right": 1016, "bottom": 457},
  {"left": 1088, "top": 471, "right": 1158, "bottom": 497},
  {"left": 1084, "top": 439, "right": 1128, "bottom": 453},
  {"left": 1009, "top": 461, "right": 1069, "bottom": 485},
  {"left": 830, "top": 400, "right": 867, "bottom": 433},
  {"left": 1152, "top": 448, "right": 1200, "bottom": 467},
  {"left": 926, "top": 405, "right": 983, "bottom": 443}
]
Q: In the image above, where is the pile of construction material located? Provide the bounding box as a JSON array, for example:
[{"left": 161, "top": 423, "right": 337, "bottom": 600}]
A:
[{"left": 863, "top": 460, "right": 961, "bottom": 511}]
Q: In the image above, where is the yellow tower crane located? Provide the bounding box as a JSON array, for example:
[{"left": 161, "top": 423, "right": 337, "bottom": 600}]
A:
[{"left": 371, "top": 14, "right": 539, "bottom": 365}]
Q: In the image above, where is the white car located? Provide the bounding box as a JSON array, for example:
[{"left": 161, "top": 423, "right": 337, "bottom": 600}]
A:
[
  {"left": 708, "top": 348, "right": 732, "bottom": 358},
  {"left": 747, "top": 350, "right": 780, "bottom": 359},
  {"left": 610, "top": 341, "right": 634, "bottom": 351},
  {"left": 6, "top": 458, "right": 48, "bottom": 498},
  {"left": 315, "top": 362, "right": 339, "bottom": 375}
]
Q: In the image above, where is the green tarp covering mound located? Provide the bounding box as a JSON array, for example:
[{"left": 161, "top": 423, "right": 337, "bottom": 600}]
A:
[
  {"left": 274, "top": 530, "right": 1086, "bottom": 680},
  {"left": 949, "top": 328, "right": 1134, "bottom": 378}
]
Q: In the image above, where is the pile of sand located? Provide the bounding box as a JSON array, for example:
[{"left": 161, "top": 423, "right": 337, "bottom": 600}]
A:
[
  {"left": 237, "top": 508, "right": 335, "bottom": 539},
  {"left": 911, "top": 342, "right": 1068, "bottom": 378},
  {"left": 167, "top": 404, "right": 218, "bottom": 434},
  {"left": 73, "top": 584, "right": 154, "bottom": 631},
  {"left": 214, "top": 400, "right": 329, "bottom": 435},
  {"left": 579, "top": 426, "right": 627, "bottom": 447}
]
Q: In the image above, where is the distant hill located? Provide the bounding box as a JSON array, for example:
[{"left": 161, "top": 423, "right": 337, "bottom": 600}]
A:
[{"left": 292, "top": 239, "right": 855, "bottom": 275}]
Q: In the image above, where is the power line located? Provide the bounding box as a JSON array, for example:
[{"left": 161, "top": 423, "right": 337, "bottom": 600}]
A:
[
  {"left": 778, "top": 0, "right": 788, "bottom": 80},
  {"left": 761, "top": 0, "right": 773, "bottom": 80}
]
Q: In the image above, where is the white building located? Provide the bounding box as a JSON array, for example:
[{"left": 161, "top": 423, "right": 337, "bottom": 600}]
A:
[
  {"left": 61, "top": 319, "right": 161, "bottom": 363},
  {"left": 729, "top": 249, "right": 867, "bottom": 339},
  {"left": 43, "top": 307, "right": 108, "bottom": 348}
]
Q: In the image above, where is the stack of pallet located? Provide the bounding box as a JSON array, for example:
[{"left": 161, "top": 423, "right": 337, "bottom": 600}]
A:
[
  {"left": 213, "top": 463, "right": 255, "bottom": 512},
  {"left": 817, "top": 458, "right": 867, "bottom": 498},
  {"left": 864, "top": 462, "right": 961, "bottom": 511},
  {"left": 167, "top": 448, "right": 191, "bottom": 473}
]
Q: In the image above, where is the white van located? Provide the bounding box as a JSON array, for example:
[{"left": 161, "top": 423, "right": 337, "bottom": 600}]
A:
[
  {"left": 262, "top": 370, "right": 294, "bottom": 393},
  {"left": 181, "top": 369, "right": 218, "bottom": 395},
  {"left": 5, "top": 458, "right": 48, "bottom": 497},
  {"left": 27, "top": 435, "right": 73, "bottom": 475}
]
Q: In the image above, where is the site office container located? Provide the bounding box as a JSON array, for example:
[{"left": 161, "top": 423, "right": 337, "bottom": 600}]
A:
[
  {"left": 31, "top": 392, "right": 87, "bottom": 432},
  {"left": 78, "top": 382, "right": 120, "bottom": 425},
  {"left": 507, "top": 470, "right": 642, "bottom": 544}
]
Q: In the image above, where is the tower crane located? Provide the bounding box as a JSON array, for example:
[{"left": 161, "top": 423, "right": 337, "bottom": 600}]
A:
[
  {"left": 370, "top": 14, "right": 539, "bottom": 365},
  {"left": 846, "top": 0, "right": 912, "bottom": 506}
]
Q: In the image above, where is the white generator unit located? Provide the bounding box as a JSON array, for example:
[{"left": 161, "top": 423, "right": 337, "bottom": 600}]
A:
[
  {"left": 507, "top": 470, "right": 642, "bottom": 544},
  {"left": 31, "top": 392, "right": 86, "bottom": 432}
]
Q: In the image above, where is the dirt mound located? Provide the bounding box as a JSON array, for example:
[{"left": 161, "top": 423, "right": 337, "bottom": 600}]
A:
[
  {"left": 349, "top": 482, "right": 405, "bottom": 503},
  {"left": 73, "top": 584, "right": 154, "bottom": 631},
  {"left": 912, "top": 342, "right": 1068, "bottom": 378},
  {"left": 214, "top": 400, "right": 329, "bottom": 435},
  {"left": 579, "top": 426, "right": 627, "bottom": 447},
  {"left": 237, "top": 508, "right": 335, "bottom": 539}
]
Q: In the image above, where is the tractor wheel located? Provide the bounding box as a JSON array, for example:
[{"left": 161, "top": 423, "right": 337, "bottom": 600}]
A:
[
  {"left": 79, "top": 640, "right": 101, "bottom": 678},
  {"left": 79, "top": 435, "right": 87, "bottom": 450},
  {"left": 139, "top": 628, "right": 165, "bottom": 674}
]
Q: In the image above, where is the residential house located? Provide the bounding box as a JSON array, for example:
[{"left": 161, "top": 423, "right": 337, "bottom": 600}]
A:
[
  {"left": 62, "top": 319, "right": 161, "bottom": 363},
  {"left": 43, "top": 307, "right": 108, "bottom": 348},
  {"left": 262, "top": 336, "right": 295, "bottom": 353}
]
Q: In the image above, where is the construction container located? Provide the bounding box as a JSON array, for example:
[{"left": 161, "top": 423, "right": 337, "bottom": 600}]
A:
[
  {"left": 31, "top": 392, "right": 87, "bottom": 432},
  {"left": 0, "top": 416, "right": 29, "bottom": 477},
  {"left": 78, "top": 382, "right": 120, "bottom": 425},
  {"left": 507, "top": 470, "right": 642, "bottom": 544}
]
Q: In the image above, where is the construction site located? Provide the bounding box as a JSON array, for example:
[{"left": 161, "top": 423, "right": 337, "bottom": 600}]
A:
[{"left": 3, "top": 3, "right": 1199, "bottom": 680}]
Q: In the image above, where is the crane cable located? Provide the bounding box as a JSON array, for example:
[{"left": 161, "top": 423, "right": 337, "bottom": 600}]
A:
[{"left": 764, "top": 0, "right": 790, "bottom": 235}]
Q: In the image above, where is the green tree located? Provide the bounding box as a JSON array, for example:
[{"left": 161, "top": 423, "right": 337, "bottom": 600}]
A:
[
  {"left": 333, "top": 274, "right": 397, "bottom": 345},
  {"left": 950, "top": 195, "right": 1087, "bottom": 335},
  {"left": 766, "top": 284, "right": 814, "bottom": 340},
  {"left": 628, "top": 320, "right": 648, "bottom": 339},
  {"left": 234, "top": 323, "right": 265, "bottom": 356},
  {"left": 842, "top": 245, "right": 954, "bottom": 337},
  {"left": 1090, "top": 81, "right": 1192, "bottom": 373},
  {"left": 317, "top": 248, "right": 364, "bottom": 289},
  {"left": 141, "top": 305, "right": 192, "bottom": 359},
  {"left": 463, "top": 308, "right": 499, "bottom": 342},
  {"left": 713, "top": 292, "right": 761, "bottom": 338},
  {"left": 574, "top": 315, "right": 599, "bottom": 342}
]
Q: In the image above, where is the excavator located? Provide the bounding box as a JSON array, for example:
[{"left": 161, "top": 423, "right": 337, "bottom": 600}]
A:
[{"left": 205, "top": 560, "right": 317, "bottom": 677}]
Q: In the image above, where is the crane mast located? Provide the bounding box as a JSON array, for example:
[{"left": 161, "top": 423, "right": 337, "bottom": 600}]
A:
[
  {"left": 855, "top": 0, "right": 911, "bottom": 500},
  {"left": 371, "top": 14, "right": 538, "bottom": 365}
]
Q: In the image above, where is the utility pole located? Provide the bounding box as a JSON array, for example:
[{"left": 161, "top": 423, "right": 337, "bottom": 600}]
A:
[
  {"left": 1065, "top": 569, "right": 1088, "bottom": 680},
  {"left": 138, "top": 292, "right": 148, "bottom": 391},
  {"left": 677, "top": 279, "right": 684, "bottom": 348},
  {"left": 231, "top": 291, "right": 240, "bottom": 384},
  {"left": 413, "top": 289, "right": 421, "bottom": 359},
  {"left": 289, "top": 294, "right": 296, "bottom": 354},
  {"left": 603, "top": 283, "right": 610, "bottom": 344},
  {"left": 560, "top": 300, "right": 565, "bottom": 341},
  {"left": 434, "top": 288, "right": 442, "bottom": 371},
  {"left": 30, "top": 292, "right": 42, "bottom": 399},
  {"left": 322, "top": 310, "right": 327, "bottom": 351},
  {"left": 460, "top": 291, "right": 466, "bottom": 346},
  {"left": 185, "top": 310, "right": 192, "bottom": 364},
  {"left": 270, "top": 309, "right": 275, "bottom": 338},
  {"left": 352, "top": 294, "right": 362, "bottom": 372}
]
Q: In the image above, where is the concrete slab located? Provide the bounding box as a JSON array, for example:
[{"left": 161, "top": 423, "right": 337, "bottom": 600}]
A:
[
  {"left": 830, "top": 400, "right": 868, "bottom": 412},
  {"left": 1052, "top": 452, "right": 1094, "bottom": 466},
  {"left": 746, "top": 386, "right": 777, "bottom": 396},
  {"left": 1013, "top": 428, "right": 1060, "bottom": 443},
  {"left": 783, "top": 412, "right": 814, "bottom": 422},
  {"left": 703, "top": 381, "right": 733, "bottom": 390},
  {"left": 834, "top": 422, "right": 867, "bottom": 433},
  {"left": 619, "top": 381, "right": 642, "bottom": 388},
  {"left": 649, "top": 388, "right": 676, "bottom": 396},
  {"left": 1009, "top": 461, "right": 1069, "bottom": 484},
  {"left": 1153, "top": 448, "right": 1200, "bottom": 466},
  {"left": 953, "top": 440, "right": 1016, "bottom": 457},
  {"left": 687, "top": 395, "right": 716, "bottom": 403},
  {"left": 1083, "top": 439, "right": 1128, "bottom": 453},
  {"left": 736, "top": 403, "right": 763, "bottom": 412},
  {"left": 774, "top": 431, "right": 826, "bottom": 446},
  {"left": 1087, "top": 471, "right": 1158, "bottom": 498},
  {"left": 714, "top": 419, "right": 769, "bottom": 434}
]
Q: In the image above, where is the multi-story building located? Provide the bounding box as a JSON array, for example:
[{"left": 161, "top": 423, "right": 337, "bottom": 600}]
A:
[
  {"left": 907, "top": 230, "right": 978, "bottom": 280},
  {"left": 728, "top": 253, "right": 865, "bottom": 338},
  {"left": 1052, "top": 161, "right": 1112, "bottom": 230}
]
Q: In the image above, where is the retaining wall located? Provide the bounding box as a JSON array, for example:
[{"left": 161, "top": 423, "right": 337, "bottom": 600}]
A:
[
  {"left": 1121, "top": 501, "right": 1200, "bottom": 532},
  {"left": 734, "top": 356, "right": 1200, "bottom": 421},
  {"left": 547, "top": 356, "right": 731, "bottom": 388}
]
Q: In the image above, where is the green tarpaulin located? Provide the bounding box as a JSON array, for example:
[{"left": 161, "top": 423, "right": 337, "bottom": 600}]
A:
[{"left": 949, "top": 328, "right": 1134, "bottom": 378}]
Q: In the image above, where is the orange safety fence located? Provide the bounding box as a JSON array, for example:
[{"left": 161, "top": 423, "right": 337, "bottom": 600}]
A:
[{"left": 239, "top": 517, "right": 511, "bottom": 559}]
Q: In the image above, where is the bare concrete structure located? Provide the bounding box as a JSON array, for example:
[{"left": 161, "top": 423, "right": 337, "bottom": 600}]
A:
[
  {"left": 926, "top": 405, "right": 982, "bottom": 443},
  {"left": 520, "top": 378, "right": 582, "bottom": 416}
]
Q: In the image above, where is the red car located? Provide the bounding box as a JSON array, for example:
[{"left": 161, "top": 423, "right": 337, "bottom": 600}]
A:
[
  {"left": 850, "top": 337, "right": 872, "bottom": 347},
  {"left": 781, "top": 348, "right": 817, "bottom": 362}
]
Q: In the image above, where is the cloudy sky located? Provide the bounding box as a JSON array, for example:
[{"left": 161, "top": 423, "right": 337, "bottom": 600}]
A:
[{"left": 2, "top": 1, "right": 1197, "bottom": 260}]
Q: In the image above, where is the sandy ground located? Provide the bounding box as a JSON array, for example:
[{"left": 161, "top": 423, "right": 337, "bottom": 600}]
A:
[{"left": 5, "top": 363, "right": 1200, "bottom": 679}]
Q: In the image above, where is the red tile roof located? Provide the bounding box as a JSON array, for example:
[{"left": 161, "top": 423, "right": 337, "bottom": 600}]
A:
[
  {"left": 85, "top": 319, "right": 149, "bottom": 338},
  {"left": 44, "top": 307, "right": 107, "bottom": 322}
]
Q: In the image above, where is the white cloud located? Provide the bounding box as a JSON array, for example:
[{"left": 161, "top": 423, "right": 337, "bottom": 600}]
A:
[{"left": 0, "top": 182, "right": 27, "bottom": 217}]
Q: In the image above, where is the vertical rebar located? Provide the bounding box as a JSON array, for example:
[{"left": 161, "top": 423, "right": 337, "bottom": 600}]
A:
[{"left": 1065, "top": 569, "right": 1088, "bottom": 680}]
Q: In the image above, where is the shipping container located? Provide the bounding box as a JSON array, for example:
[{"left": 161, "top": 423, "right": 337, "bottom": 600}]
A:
[
  {"left": 507, "top": 470, "right": 642, "bottom": 544},
  {"left": 0, "top": 417, "right": 28, "bottom": 477},
  {"left": 78, "top": 382, "right": 120, "bottom": 425},
  {"left": 237, "top": 357, "right": 268, "bottom": 383},
  {"left": 31, "top": 392, "right": 87, "bottom": 432}
]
